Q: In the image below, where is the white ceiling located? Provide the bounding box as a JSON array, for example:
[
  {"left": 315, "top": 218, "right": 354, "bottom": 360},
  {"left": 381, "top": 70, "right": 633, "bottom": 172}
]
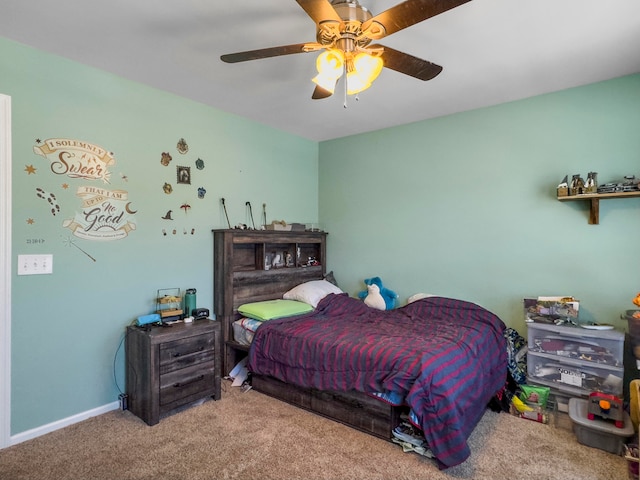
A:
[{"left": 2, "top": 0, "right": 640, "bottom": 141}]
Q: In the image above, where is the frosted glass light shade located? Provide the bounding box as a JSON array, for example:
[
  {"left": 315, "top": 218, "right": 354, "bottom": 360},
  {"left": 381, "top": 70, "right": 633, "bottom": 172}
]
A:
[
  {"left": 347, "top": 53, "right": 383, "bottom": 95},
  {"left": 312, "top": 50, "right": 344, "bottom": 93}
]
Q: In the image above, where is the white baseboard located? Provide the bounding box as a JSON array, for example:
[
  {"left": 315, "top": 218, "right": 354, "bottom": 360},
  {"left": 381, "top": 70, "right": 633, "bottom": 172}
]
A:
[{"left": 9, "top": 401, "right": 120, "bottom": 447}]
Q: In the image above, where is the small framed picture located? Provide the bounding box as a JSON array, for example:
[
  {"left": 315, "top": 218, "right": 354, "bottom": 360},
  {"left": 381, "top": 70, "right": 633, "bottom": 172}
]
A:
[{"left": 177, "top": 166, "right": 191, "bottom": 185}]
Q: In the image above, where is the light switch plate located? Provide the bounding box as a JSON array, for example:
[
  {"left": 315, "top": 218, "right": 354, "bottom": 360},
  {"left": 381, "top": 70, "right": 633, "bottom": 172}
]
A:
[{"left": 17, "top": 254, "right": 53, "bottom": 275}]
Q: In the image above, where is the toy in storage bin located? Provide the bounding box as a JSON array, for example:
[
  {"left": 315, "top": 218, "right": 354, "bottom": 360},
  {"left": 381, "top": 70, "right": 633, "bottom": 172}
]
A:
[{"left": 568, "top": 398, "right": 634, "bottom": 455}]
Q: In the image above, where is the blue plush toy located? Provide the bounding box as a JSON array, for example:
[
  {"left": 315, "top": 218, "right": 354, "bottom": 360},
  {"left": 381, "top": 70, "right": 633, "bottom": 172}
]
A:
[{"left": 357, "top": 276, "right": 398, "bottom": 310}]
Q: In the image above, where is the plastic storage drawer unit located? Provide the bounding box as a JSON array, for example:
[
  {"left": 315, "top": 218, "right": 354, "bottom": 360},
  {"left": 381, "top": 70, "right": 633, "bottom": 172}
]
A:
[{"left": 526, "top": 322, "right": 625, "bottom": 398}]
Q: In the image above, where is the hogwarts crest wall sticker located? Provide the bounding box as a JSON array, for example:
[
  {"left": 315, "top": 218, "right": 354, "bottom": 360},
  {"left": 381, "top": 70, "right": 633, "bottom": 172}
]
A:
[
  {"left": 29, "top": 138, "right": 138, "bottom": 260},
  {"left": 176, "top": 137, "right": 188, "bottom": 154}
]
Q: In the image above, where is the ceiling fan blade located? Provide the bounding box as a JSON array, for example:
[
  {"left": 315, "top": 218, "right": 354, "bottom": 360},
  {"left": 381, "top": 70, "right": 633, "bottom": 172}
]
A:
[
  {"left": 311, "top": 84, "right": 334, "bottom": 100},
  {"left": 373, "top": 44, "right": 443, "bottom": 81},
  {"left": 221, "top": 43, "right": 316, "bottom": 63},
  {"left": 296, "top": 0, "right": 343, "bottom": 25},
  {"left": 362, "top": 0, "right": 471, "bottom": 39}
]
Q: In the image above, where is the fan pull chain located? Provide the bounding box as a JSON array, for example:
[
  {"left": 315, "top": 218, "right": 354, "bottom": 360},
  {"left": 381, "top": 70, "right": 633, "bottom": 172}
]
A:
[
  {"left": 343, "top": 69, "right": 348, "bottom": 108},
  {"left": 341, "top": 74, "right": 360, "bottom": 108},
  {"left": 343, "top": 92, "right": 359, "bottom": 107}
]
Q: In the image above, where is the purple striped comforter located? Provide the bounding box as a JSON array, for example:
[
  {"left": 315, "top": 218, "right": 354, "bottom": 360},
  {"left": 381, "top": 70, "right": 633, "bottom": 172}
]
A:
[{"left": 248, "top": 293, "right": 507, "bottom": 469}]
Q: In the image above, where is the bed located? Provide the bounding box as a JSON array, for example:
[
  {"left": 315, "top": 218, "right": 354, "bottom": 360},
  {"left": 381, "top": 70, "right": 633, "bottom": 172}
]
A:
[
  {"left": 213, "top": 229, "right": 507, "bottom": 470},
  {"left": 240, "top": 288, "right": 507, "bottom": 469}
]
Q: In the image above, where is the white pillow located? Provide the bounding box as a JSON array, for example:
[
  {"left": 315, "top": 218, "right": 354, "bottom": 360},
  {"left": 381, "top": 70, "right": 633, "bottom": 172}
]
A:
[
  {"left": 407, "top": 293, "right": 436, "bottom": 304},
  {"left": 283, "top": 280, "right": 343, "bottom": 308}
]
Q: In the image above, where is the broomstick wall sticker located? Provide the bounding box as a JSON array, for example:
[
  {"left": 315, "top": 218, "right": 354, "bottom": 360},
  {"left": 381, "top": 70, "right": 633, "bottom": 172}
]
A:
[
  {"left": 246, "top": 201, "right": 256, "bottom": 229},
  {"left": 221, "top": 198, "right": 231, "bottom": 229},
  {"left": 262, "top": 203, "right": 267, "bottom": 228}
]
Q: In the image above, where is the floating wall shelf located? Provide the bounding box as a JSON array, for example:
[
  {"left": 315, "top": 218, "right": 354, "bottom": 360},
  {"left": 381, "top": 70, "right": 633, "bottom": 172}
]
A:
[{"left": 557, "top": 191, "right": 640, "bottom": 225}]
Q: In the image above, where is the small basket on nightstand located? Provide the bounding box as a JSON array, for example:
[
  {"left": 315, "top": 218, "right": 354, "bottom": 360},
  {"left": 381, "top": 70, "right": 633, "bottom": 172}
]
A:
[{"left": 156, "top": 287, "right": 183, "bottom": 322}]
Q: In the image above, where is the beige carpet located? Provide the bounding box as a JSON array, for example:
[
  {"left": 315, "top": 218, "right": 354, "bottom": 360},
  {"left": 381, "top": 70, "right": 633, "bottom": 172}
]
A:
[{"left": 0, "top": 381, "right": 630, "bottom": 480}]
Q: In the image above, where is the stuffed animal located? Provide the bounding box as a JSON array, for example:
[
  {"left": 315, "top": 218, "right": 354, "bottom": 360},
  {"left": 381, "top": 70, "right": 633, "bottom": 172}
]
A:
[
  {"left": 358, "top": 276, "right": 398, "bottom": 310},
  {"left": 363, "top": 284, "right": 386, "bottom": 310}
]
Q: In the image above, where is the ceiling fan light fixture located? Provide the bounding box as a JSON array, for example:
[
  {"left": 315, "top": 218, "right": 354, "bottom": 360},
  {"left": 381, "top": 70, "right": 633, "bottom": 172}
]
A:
[
  {"left": 312, "top": 73, "right": 338, "bottom": 94},
  {"left": 312, "top": 49, "right": 345, "bottom": 93},
  {"left": 346, "top": 52, "right": 383, "bottom": 95},
  {"left": 222, "top": 0, "right": 470, "bottom": 101}
]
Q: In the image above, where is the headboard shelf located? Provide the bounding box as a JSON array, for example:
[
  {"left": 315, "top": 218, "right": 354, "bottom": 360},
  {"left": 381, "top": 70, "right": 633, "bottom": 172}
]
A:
[
  {"left": 233, "top": 265, "right": 323, "bottom": 280},
  {"left": 213, "top": 229, "right": 327, "bottom": 374}
]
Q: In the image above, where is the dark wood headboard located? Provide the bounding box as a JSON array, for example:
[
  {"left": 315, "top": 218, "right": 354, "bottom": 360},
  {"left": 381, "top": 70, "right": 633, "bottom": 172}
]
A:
[{"left": 212, "top": 229, "right": 327, "bottom": 374}]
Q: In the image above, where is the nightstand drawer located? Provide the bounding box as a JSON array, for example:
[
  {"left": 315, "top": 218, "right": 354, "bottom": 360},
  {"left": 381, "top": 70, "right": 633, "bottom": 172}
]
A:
[
  {"left": 160, "top": 361, "right": 216, "bottom": 406},
  {"left": 160, "top": 333, "right": 215, "bottom": 373}
]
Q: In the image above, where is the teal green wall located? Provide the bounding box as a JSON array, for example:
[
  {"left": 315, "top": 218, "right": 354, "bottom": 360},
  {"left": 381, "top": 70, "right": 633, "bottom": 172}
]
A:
[
  {"left": 3, "top": 34, "right": 640, "bottom": 438},
  {"left": 319, "top": 74, "right": 640, "bottom": 334},
  {"left": 2, "top": 38, "right": 318, "bottom": 434}
]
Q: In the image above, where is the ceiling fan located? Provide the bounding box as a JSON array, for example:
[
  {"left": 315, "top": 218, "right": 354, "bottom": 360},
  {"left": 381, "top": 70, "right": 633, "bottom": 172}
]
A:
[{"left": 221, "top": 0, "right": 471, "bottom": 100}]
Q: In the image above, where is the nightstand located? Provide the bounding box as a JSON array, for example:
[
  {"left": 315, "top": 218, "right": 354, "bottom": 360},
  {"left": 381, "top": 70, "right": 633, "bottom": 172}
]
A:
[{"left": 125, "top": 319, "right": 221, "bottom": 425}]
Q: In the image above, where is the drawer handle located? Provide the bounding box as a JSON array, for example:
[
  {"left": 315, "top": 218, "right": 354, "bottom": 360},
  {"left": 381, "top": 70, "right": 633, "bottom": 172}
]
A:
[
  {"left": 173, "top": 346, "right": 205, "bottom": 357},
  {"left": 331, "top": 393, "right": 363, "bottom": 409},
  {"left": 173, "top": 375, "right": 205, "bottom": 388}
]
